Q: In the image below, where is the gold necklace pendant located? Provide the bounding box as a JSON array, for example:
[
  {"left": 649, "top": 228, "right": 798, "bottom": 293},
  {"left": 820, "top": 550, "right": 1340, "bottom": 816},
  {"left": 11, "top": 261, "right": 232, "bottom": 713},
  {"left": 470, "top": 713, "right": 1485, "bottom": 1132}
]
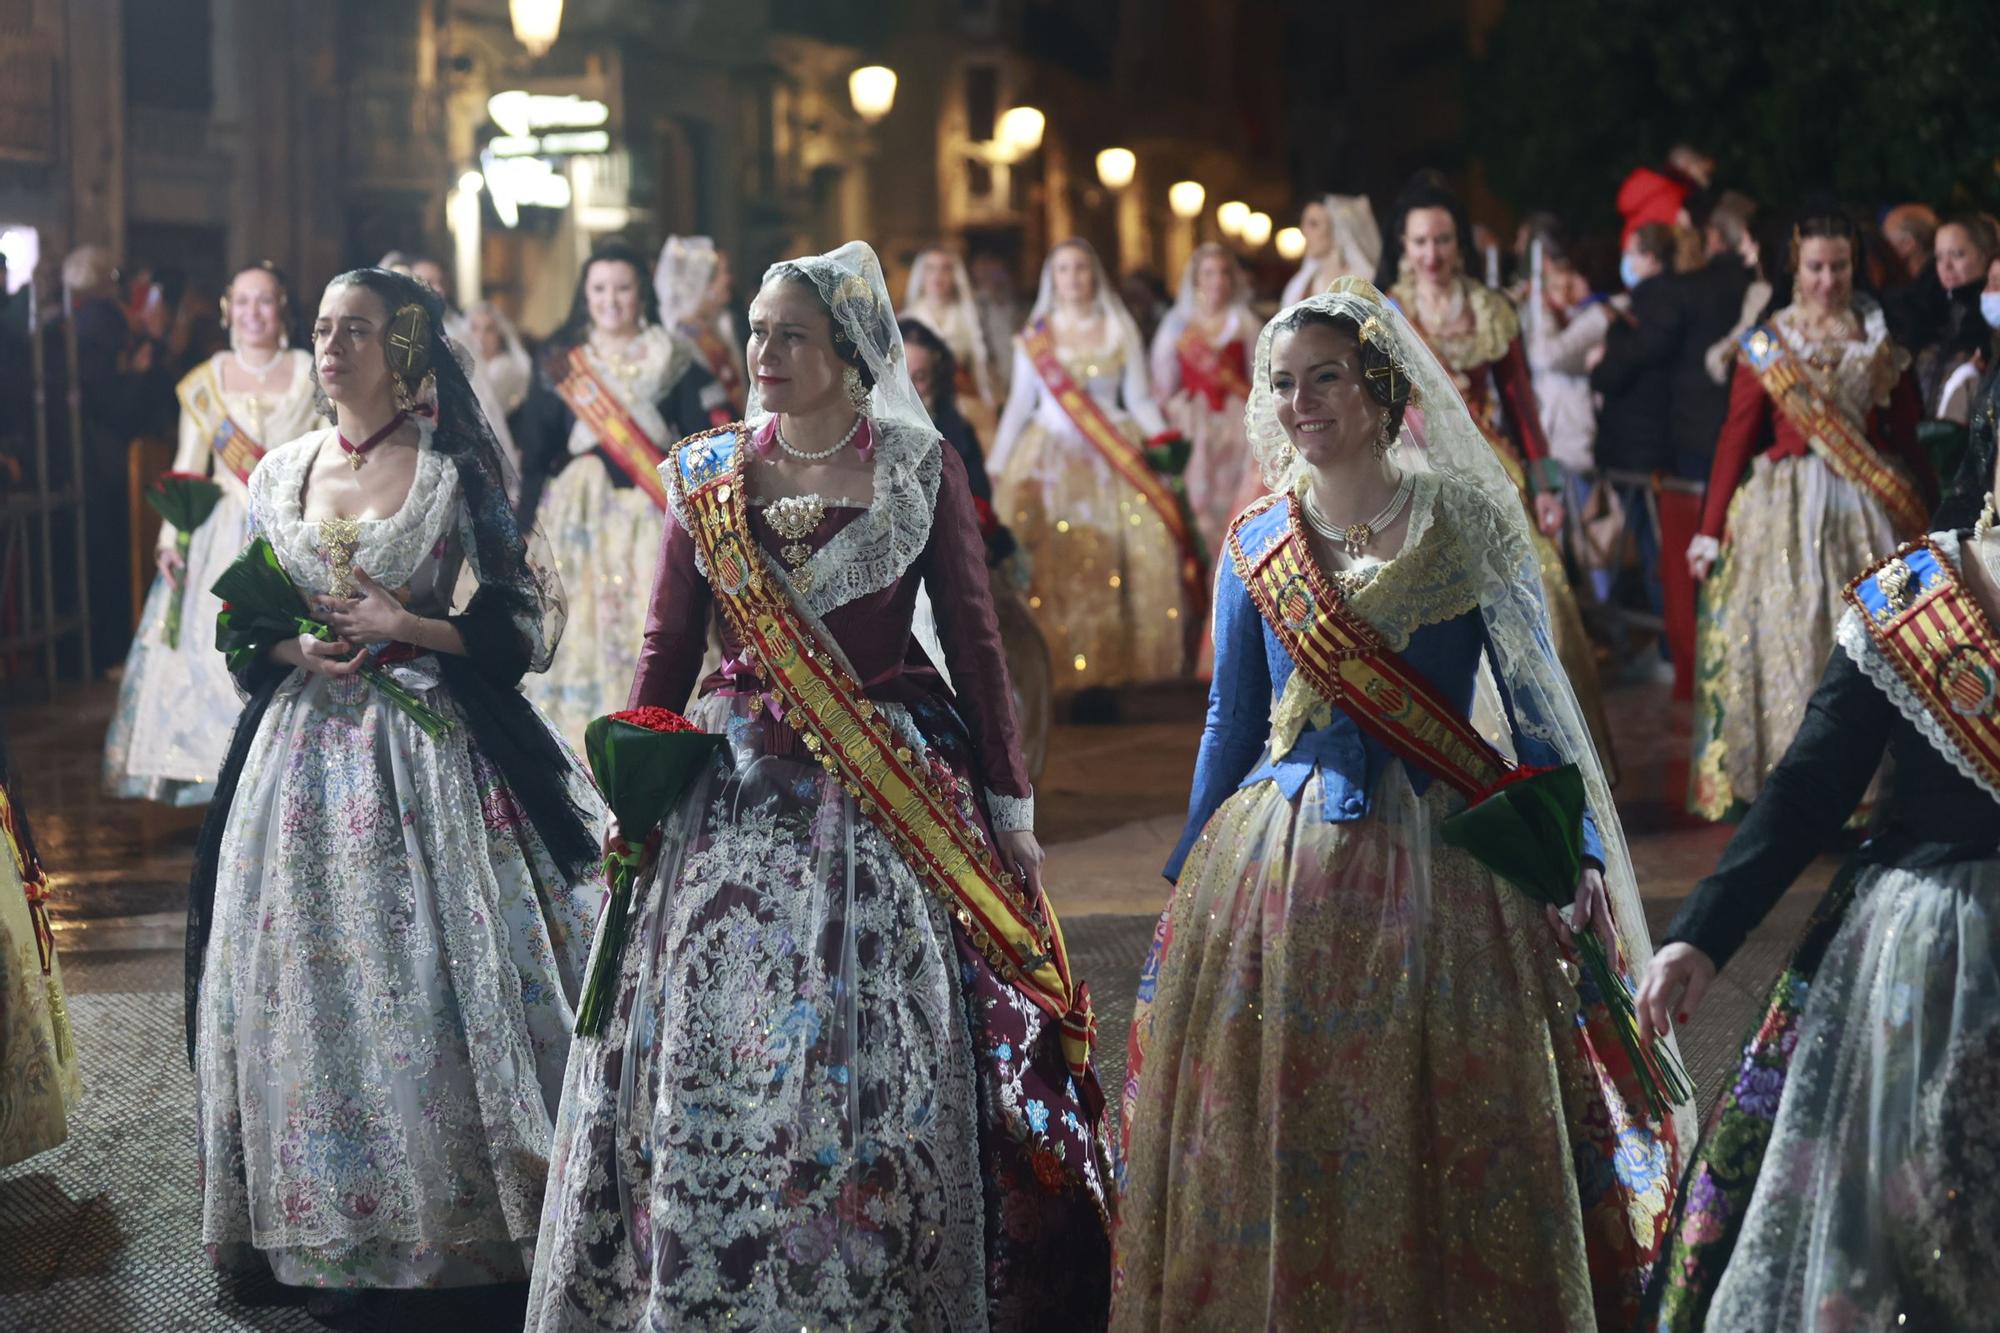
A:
[
  {"left": 319, "top": 516, "right": 363, "bottom": 597},
  {"left": 348, "top": 450, "right": 366, "bottom": 471},
  {"left": 764, "top": 494, "right": 827, "bottom": 548}
]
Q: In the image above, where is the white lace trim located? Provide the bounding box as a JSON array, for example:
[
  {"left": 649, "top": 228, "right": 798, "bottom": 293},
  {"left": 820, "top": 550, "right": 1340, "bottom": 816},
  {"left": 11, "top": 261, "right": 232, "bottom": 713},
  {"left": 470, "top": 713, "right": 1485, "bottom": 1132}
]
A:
[
  {"left": 1836, "top": 533, "right": 2000, "bottom": 805},
  {"left": 564, "top": 325, "right": 695, "bottom": 456},
  {"left": 983, "top": 788, "right": 1034, "bottom": 833},
  {"left": 1771, "top": 294, "right": 1900, "bottom": 418},
  {"left": 250, "top": 420, "right": 461, "bottom": 596},
  {"left": 674, "top": 419, "right": 944, "bottom": 619}
]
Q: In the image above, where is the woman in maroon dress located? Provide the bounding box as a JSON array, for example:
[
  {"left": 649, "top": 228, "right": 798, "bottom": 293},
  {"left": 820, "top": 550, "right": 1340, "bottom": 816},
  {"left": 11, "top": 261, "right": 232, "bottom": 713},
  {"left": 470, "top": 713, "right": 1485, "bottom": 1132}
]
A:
[{"left": 527, "top": 242, "right": 1109, "bottom": 1332}]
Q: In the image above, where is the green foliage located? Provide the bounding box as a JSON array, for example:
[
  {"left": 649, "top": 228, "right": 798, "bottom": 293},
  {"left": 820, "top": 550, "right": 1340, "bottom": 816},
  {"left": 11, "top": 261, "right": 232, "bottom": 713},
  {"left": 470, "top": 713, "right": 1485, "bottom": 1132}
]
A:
[{"left": 1471, "top": 0, "right": 2000, "bottom": 224}]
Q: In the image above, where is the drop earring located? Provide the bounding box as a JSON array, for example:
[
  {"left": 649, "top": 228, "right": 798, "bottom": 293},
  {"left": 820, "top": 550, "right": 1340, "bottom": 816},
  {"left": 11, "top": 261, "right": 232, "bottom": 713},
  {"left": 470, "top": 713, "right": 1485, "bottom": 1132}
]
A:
[{"left": 844, "top": 366, "right": 868, "bottom": 409}]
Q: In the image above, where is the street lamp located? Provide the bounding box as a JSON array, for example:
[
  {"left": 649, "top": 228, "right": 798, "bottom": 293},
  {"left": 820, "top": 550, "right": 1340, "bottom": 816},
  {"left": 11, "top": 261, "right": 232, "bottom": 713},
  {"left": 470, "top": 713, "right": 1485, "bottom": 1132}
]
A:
[
  {"left": 1216, "top": 200, "right": 1250, "bottom": 238},
  {"left": 1095, "top": 147, "right": 1136, "bottom": 191},
  {"left": 1168, "top": 180, "right": 1206, "bottom": 221},
  {"left": 997, "top": 106, "right": 1046, "bottom": 157},
  {"left": 1275, "top": 226, "right": 1306, "bottom": 261},
  {"left": 510, "top": 0, "right": 563, "bottom": 57},
  {"left": 1241, "top": 211, "right": 1273, "bottom": 248},
  {"left": 848, "top": 66, "right": 898, "bottom": 124}
]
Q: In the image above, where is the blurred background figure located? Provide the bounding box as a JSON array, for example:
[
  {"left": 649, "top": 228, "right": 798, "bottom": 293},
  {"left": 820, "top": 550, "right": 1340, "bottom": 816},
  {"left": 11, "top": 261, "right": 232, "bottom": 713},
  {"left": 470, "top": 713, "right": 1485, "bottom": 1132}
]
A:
[
  {"left": 1149, "top": 242, "right": 1265, "bottom": 552},
  {"left": 655, "top": 235, "right": 748, "bottom": 420},
  {"left": 1282, "top": 193, "right": 1383, "bottom": 304},
  {"left": 463, "top": 298, "right": 533, "bottom": 484},
  {"left": 899, "top": 245, "right": 1000, "bottom": 439}
]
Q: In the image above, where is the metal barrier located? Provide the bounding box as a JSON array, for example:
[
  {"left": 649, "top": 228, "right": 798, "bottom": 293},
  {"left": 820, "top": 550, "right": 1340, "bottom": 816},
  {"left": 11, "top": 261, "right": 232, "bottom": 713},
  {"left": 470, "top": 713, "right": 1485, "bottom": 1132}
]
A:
[{"left": 0, "top": 284, "right": 95, "bottom": 694}]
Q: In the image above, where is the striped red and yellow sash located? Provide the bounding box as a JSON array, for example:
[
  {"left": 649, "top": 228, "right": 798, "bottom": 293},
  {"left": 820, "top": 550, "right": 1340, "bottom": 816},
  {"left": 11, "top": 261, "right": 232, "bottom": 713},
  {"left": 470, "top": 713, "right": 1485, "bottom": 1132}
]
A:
[
  {"left": 555, "top": 346, "right": 671, "bottom": 510},
  {"left": 1020, "top": 320, "right": 1206, "bottom": 621},
  {"left": 1233, "top": 496, "right": 1511, "bottom": 800},
  {"left": 689, "top": 325, "right": 746, "bottom": 417},
  {"left": 678, "top": 427, "right": 1097, "bottom": 1078},
  {"left": 1740, "top": 324, "right": 1928, "bottom": 536},
  {"left": 1844, "top": 537, "right": 2000, "bottom": 798},
  {"left": 177, "top": 363, "right": 265, "bottom": 485}
]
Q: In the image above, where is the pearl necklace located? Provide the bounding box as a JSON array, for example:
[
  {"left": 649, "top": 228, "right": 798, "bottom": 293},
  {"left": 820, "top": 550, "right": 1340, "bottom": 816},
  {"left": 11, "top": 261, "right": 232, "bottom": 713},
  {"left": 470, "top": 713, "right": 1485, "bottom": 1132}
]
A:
[
  {"left": 1302, "top": 472, "right": 1413, "bottom": 558},
  {"left": 234, "top": 347, "right": 285, "bottom": 381},
  {"left": 774, "top": 413, "right": 865, "bottom": 462}
]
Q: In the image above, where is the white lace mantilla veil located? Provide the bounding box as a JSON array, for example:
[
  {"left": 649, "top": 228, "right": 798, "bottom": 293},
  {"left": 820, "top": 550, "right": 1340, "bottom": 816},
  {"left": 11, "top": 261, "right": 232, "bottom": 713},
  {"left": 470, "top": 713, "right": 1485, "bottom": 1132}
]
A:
[
  {"left": 899, "top": 247, "right": 995, "bottom": 400},
  {"left": 748, "top": 241, "right": 959, "bottom": 686},
  {"left": 654, "top": 234, "right": 719, "bottom": 325},
  {"left": 1251, "top": 276, "right": 1693, "bottom": 1139},
  {"left": 1025, "top": 238, "right": 1150, "bottom": 373},
  {"left": 1165, "top": 242, "right": 1256, "bottom": 327}
]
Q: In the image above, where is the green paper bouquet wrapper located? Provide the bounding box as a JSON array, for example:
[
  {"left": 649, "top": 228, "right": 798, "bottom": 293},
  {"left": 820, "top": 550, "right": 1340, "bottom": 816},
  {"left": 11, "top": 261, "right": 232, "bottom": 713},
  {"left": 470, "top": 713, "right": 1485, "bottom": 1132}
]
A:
[
  {"left": 145, "top": 471, "right": 224, "bottom": 649},
  {"left": 1440, "top": 762, "right": 1692, "bottom": 1118},
  {"left": 572, "top": 707, "right": 729, "bottom": 1037},
  {"left": 209, "top": 536, "right": 452, "bottom": 738}
]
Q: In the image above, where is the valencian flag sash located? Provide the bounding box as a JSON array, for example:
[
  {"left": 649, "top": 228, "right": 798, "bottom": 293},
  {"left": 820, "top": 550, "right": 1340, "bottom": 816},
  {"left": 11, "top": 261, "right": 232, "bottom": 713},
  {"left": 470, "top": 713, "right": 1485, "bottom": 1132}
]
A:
[
  {"left": 1020, "top": 319, "right": 1207, "bottom": 624},
  {"left": 555, "top": 345, "right": 672, "bottom": 510},
  {"left": 1740, "top": 324, "right": 1929, "bottom": 536},
  {"left": 688, "top": 324, "right": 747, "bottom": 418},
  {"left": 1844, "top": 537, "right": 2000, "bottom": 801},
  {"left": 1231, "top": 494, "right": 1511, "bottom": 798},
  {"left": 177, "top": 362, "right": 266, "bottom": 485},
  {"left": 671, "top": 425, "right": 1099, "bottom": 1083},
  {"left": 1176, "top": 326, "right": 1253, "bottom": 409}
]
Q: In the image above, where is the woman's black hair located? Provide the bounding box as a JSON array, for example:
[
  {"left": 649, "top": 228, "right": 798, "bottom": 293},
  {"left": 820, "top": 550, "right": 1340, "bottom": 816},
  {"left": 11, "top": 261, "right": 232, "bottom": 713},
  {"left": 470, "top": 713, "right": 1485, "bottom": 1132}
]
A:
[
  {"left": 552, "top": 240, "right": 662, "bottom": 351},
  {"left": 314, "top": 267, "right": 545, "bottom": 633},
  {"left": 1375, "top": 170, "right": 1476, "bottom": 292},
  {"left": 897, "top": 318, "right": 959, "bottom": 420},
  {"left": 1265, "top": 305, "right": 1415, "bottom": 440},
  {"left": 766, "top": 263, "right": 888, "bottom": 391}
]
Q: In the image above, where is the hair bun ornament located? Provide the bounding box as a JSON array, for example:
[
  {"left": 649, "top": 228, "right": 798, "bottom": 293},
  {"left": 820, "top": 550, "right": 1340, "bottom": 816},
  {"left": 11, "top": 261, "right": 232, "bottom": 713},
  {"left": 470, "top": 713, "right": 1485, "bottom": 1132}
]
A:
[
  {"left": 1323, "top": 274, "right": 1388, "bottom": 306},
  {"left": 386, "top": 302, "right": 435, "bottom": 380}
]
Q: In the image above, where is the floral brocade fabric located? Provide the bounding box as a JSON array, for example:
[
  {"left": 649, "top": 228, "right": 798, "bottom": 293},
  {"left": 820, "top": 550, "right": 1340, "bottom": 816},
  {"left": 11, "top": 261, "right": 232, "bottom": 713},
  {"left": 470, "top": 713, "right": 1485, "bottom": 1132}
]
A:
[
  {"left": 526, "top": 693, "right": 1110, "bottom": 1332},
  {"left": 1689, "top": 454, "right": 1895, "bottom": 822},
  {"left": 1114, "top": 767, "right": 1678, "bottom": 1331}
]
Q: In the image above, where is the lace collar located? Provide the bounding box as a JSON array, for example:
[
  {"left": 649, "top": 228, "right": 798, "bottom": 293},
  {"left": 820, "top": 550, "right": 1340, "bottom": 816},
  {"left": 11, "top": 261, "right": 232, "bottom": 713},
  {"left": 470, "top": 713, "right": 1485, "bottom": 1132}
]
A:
[
  {"left": 249, "top": 418, "right": 460, "bottom": 595},
  {"left": 671, "top": 417, "right": 944, "bottom": 618},
  {"left": 1393, "top": 276, "right": 1518, "bottom": 379},
  {"left": 1269, "top": 471, "right": 1480, "bottom": 755},
  {"left": 1771, "top": 294, "right": 1904, "bottom": 417}
]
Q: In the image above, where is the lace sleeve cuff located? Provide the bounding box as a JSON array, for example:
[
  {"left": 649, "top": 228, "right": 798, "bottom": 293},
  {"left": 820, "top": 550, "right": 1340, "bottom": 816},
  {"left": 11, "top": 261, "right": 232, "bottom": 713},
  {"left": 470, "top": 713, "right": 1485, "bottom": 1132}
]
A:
[{"left": 984, "top": 787, "right": 1034, "bottom": 833}]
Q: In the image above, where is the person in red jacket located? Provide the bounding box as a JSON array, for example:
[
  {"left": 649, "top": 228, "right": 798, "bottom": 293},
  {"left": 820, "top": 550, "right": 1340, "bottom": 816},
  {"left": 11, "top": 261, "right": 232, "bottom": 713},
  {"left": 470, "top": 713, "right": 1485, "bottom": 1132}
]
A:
[{"left": 1686, "top": 211, "right": 1934, "bottom": 820}]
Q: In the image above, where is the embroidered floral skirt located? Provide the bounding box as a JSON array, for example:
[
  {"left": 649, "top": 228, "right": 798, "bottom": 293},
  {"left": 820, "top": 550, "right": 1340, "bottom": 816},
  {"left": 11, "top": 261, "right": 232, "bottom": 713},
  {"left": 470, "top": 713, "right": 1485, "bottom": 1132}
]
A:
[
  {"left": 0, "top": 832, "right": 80, "bottom": 1169},
  {"left": 196, "top": 665, "right": 605, "bottom": 1288},
  {"left": 1115, "top": 767, "right": 1678, "bottom": 1331},
  {"left": 526, "top": 691, "right": 1110, "bottom": 1332},
  {"left": 1690, "top": 454, "right": 1897, "bottom": 821},
  {"left": 1655, "top": 856, "right": 2000, "bottom": 1331},
  {"left": 995, "top": 422, "right": 1191, "bottom": 692},
  {"left": 526, "top": 457, "right": 661, "bottom": 752},
  {"left": 102, "top": 491, "right": 250, "bottom": 805}
]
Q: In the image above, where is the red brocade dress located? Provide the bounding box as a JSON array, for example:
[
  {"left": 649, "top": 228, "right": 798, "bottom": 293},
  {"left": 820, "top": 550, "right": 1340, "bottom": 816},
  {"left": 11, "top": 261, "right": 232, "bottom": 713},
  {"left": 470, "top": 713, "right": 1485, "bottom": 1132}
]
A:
[{"left": 526, "top": 418, "right": 1110, "bottom": 1332}]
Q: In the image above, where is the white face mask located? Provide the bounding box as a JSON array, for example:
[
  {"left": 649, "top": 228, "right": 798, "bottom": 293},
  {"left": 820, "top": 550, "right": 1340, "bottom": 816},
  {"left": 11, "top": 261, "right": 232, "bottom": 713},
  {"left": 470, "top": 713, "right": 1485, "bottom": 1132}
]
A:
[{"left": 1981, "top": 290, "right": 2000, "bottom": 330}]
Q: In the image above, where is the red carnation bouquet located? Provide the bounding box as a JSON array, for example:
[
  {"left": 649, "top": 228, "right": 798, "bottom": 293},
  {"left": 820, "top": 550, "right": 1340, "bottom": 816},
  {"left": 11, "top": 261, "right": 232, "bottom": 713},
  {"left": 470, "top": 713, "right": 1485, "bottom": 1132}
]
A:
[
  {"left": 146, "top": 470, "right": 224, "bottom": 648},
  {"left": 573, "top": 706, "right": 728, "bottom": 1037}
]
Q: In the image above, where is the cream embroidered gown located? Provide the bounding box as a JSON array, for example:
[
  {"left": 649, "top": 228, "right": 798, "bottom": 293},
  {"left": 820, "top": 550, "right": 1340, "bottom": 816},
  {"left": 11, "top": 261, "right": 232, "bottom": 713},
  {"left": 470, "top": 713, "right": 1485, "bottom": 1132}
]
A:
[
  {"left": 103, "top": 350, "right": 318, "bottom": 804},
  {"left": 196, "top": 425, "right": 606, "bottom": 1288}
]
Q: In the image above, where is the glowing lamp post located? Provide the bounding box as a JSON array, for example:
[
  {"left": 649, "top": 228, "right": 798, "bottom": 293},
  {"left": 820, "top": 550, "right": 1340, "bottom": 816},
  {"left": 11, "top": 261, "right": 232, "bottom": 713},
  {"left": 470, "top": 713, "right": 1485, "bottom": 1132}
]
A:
[
  {"left": 1275, "top": 226, "right": 1307, "bottom": 261},
  {"left": 1096, "top": 147, "right": 1136, "bottom": 191},
  {"left": 1216, "top": 200, "right": 1250, "bottom": 238},
  {"left": 848, "top": 66, "right": 898, "bottom": 124},
  {"left": 510, "top": 0, "right": 564, "bottom": 57},
  {"left": 1241, "top": 211, "right": 1274, "bottom": 249},
  {"left": 1168, "top": 180, "right": 1206, "bottom": 221},
  {"left": 997, "top": 105, "right": 1046, "bottom": 160}
]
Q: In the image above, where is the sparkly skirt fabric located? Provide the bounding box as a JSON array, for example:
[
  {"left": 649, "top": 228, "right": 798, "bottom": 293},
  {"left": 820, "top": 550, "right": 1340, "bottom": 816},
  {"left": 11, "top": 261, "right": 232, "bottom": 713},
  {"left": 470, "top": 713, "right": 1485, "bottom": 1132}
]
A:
[
  {"left": 995, "top": 421, "right": 1191, "bottom": 692},
  {"left": 197, "top": 665, "right": 606, "bottom": 1288},
  {"left": 525, "top": 457, "right": 660, "bottom": 751},
  {"left": 101, "top": 492, "right": 251, "bottom": 805},
  {"left": 1690, "top": 455, "right": 1897, "bottom": 820},
  {"left": 1537, "top": 526, "right": 1618, "bottom": 784},
  {"left": 1701, "top": 857, "right": 2000, "bottom": 1330},
  {"left": 0, "top": 837, "right": 80, "bottom": 1169},
  {"left": 526, "top": 691, "right": 1110, "bottom": 1332},
  {"left": 1114, "top": 768, "right": 1678, "bottom": 1332},
  {"left": 1164, "top": 390, "right": 1260, "bottom": 557}
]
